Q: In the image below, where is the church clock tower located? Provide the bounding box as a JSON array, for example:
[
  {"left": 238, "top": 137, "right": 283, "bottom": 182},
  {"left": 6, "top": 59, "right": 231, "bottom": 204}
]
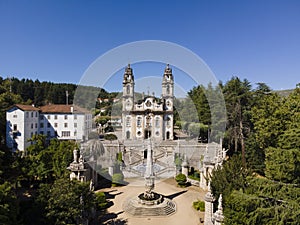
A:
[
  {"left": 122, "top": 64, "right": 134, "bottom": 111},
  {"left": 162, "top": 64, "right": 174, "bottom": 140},
  {"left": 122, "top": 64, "right": 134, "bottom": 140}
]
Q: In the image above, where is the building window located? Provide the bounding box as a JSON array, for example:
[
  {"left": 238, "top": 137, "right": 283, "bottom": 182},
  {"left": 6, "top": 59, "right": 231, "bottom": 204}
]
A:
[
  {"left": 26, "top": 112, "right": 29, "bottom": 118},
  {"left": 155, "top": 117, "right": 160, "bottom": 128},
  {"left": 47, "top": 131, "right": 51, "bottom": 137},
  {"left": 35, "top": 112, "right": 38, "bottom": 117},
  {"left": 40, "top": 123, "right": 44, "bottom": 128},
  {"left": 13, "top": 124, "right": 17, "bottom": 131},
  {"left": 74, "top": 123, "right": 77, "bottom": 128},
  {"left": 64, "top": 123, "right": 68, "bottom": 128},
  {"left": 54, "top": 115, "right": 58, "bottom": 120},
  {"left": 54, "top": 123, "right": 58, "bottom": 128},
  {"left": 31, "top": 132, "right": 33, "bottom": 137},
  {"left": 126, "top": 117, "right": 131, "bottom": 127},
  {"left": 126, "top": 85, "right": 130, "bottom": 94},
  {"left": 166, "top": 116, "right": 171, "bottom": 127},
  {"left": 40, "top": 131, "right": 44, "bottom": 135},
  {"left": 47, "top": 115, "right": 50, "bottom": 119},
  {"left": 126, "top": 131, "right": 130, "bottom": 139},
  {"left": 74, "top": 131, "right": 77, "bottom": 136},
  {"left": 31, "top": 112, "right": 33, "bottom": 117},
  {"left": 62, "top": 131, "right": 70, "bottom": 137},
  {"left": 47, "top": 122, "right": 51, "bottom": 128},
  {"left": 40, "top": 115, "right": 44, "bottom": 120},
  {"left": 31, "top": 123, "right": 33, "bottom": 129},
  {"left": 74, "top": 115, "right": 77, "bottom": 120},
  {"left": 166, "top": 85, "right": 170, "bottom": 94},
  {"left": 13, "top": 114, "right": 17, "bottom": 118},
  {"left": 137, "top": 117, "right": 142, "bottom": 127},
  {"left": 166, "top": 131, "right": 170, "bottom": 139},
  {"left": 35, "top": 123, "right": 37, "bottom": 128},
  {"left": 64, "top": 115, "right": 68, "bottom": 120}
]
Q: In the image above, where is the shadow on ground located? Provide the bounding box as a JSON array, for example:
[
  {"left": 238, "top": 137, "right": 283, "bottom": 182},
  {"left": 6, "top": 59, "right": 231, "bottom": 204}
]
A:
[
  {"left": 164, "top": 190, "right": 187, "bottom": 200},
  {"left": 105, "top": 218, "right": 128, "bottom": 225},
  {"left": 100, "top": 211, "right": 126, "bottom": 225},
  {"left": 104, "top": 190, "right": 123, "bottom": 199}
]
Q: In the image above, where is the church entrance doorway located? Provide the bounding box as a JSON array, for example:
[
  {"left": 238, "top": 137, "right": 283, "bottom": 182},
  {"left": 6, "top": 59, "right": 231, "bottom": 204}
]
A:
[{"left": 166, "top": 131, "right": 170, "bottom": 140}]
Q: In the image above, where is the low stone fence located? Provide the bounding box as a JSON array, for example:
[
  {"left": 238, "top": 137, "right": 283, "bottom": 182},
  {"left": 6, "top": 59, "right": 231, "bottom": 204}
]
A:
[{"left": 187, "top": 177, "right": 200, "bottom": 186}]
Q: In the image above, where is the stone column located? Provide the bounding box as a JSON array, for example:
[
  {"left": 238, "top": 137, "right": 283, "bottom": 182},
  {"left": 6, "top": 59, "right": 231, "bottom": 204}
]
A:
[
  {"left": 181, "top": 156, "right": 189, "bottom": 177},
  {"left": 204, "top": 183, "right": 215, "bottom": 225}
]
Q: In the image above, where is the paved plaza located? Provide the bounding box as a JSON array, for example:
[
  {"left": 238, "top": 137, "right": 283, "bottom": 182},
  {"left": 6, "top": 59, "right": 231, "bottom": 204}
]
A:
[{"left": 99, "top": 178, "right": 206, "bottom": 225}]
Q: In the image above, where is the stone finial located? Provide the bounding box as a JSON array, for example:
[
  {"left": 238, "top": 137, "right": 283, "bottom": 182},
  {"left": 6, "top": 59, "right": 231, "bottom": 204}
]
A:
[
  {"left": 214, "top": 194, "right": 224, "bottom": 223},
  {"left": 218, "top": 194, "right": 223, "bottom": 210},
  {"left": 204, "top": 182, "right": 215, "bottom": 202}
]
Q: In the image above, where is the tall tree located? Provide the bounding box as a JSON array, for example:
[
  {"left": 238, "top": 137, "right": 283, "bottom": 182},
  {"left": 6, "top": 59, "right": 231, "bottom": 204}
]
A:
[
  {"left": 38, "top": 178, "right": 96, "bottom": 225},
  {"left": 223, "top": 77, "right": 253, "bottom": 167}
]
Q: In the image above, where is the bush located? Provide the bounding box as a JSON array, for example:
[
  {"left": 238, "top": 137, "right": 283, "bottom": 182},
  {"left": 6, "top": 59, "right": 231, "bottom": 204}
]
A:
[
  {"left": 175, "top": 173, "right": 187, "bottom": 187},
  {"left": 188, "top": 171, "right": 200, "bottom": 181},
  {"left": 193, "top": 200, "right": 205, "bottom": 211},
  {"left": 112, "top": 173, "right": 124, "bottom": 187},
  {"left": 104, "top": 133, "right": 117, "bottom": 142},
  {"left": 95, "top": 192, "right": 108, "bottom": 210}
]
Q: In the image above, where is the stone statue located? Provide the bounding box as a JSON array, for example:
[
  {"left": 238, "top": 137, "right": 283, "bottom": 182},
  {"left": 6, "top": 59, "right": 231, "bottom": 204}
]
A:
[
  {"left": 89, "top": 180, "right": 94, "bottom": 191},
  {"left": 73, "top": 149, "right": 78, "bottom": 163},
  {"left": 79, "top": 153, "right": 83, "bottom": 164}
]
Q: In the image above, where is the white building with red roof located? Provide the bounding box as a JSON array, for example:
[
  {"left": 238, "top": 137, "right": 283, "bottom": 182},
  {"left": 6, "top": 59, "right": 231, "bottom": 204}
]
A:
[{"left": 6, "top": 104, "right": 92, "bottom": 152}]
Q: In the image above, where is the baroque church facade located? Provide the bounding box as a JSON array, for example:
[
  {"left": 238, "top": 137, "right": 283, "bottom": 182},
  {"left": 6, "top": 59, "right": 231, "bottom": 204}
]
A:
[{"left": 122, "top": 64, "right": 174, "bottom": 141}]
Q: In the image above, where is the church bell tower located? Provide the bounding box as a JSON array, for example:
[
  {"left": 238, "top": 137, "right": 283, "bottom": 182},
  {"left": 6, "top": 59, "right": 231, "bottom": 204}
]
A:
[
  {"left": 122, "top": 64, "right": 134, "bottom": 140},
  {"left": 162, "top": 64, "right": 174, "bottom": 140},
  {"left": 122, "top": 64, "right": 134, "bottom": 111}
]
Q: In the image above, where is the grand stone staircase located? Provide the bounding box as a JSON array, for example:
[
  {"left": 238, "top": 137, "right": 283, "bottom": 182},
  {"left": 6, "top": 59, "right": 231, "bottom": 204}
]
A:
[{"left": 123, "top": 196, "right": 176, "bottom": 217}]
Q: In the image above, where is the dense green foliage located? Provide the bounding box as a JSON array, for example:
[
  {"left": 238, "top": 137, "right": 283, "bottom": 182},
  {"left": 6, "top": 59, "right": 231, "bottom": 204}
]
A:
[
  {"left": 175, "top": 173, "right": 187, "bottom": 187},
  {"left": 1, "top": 75, "right": 299, "bottom": 224},
  {"left": 104, "top": 133, "right": 118, "bottom": 142},
  {"left": 209, "top": 82, "right": 300, "bottom": 225},
  {"left": 37, "top": 178, "right": 95, "bottom": 225},
  {"left": 111, "top": 173, "right": 124, "bottom": 186},
  {"left": 0, "top": 182, "right": 18, "bottom": 225},
  {"left": 193, "top": 200, "right": 205, "bottom": 211}
]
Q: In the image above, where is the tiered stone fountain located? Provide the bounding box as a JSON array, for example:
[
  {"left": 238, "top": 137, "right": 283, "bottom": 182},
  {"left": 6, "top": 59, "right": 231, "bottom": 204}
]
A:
[{"left": 123, "top": 139, "right": 176, "bottom": 217}]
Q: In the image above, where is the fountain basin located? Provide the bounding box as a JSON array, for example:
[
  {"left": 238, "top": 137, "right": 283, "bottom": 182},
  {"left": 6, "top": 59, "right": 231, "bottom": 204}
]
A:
[{"left": 138, "top": 192, "right": 164, "bottom": 205}]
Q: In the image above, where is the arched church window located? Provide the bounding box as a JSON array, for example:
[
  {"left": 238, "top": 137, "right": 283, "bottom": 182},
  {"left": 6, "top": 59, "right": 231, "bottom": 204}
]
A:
[
  {"left": 126, "top": 117, "right": 131, "bottom": 127},
  {"left": 155, "top": 117, "right": 160, "bottom": 128},
  {"left": 166, "top": 85, "right": 170, "bottom": 95},
  {"left": 166, "top": 116, "right": 171, "bottom": 127},
  {"left": 137, "top": 117, "right": 142, "bottom": 127},
  {"left": 126, "top": 85, "right": 130, "bottom": 94},
  {"left": 126, "top": 131, "right": 130, "bottom": 139}
]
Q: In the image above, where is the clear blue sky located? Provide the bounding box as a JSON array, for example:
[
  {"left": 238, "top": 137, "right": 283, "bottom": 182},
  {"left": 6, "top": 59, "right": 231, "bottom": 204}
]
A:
[{"left": 0, "top": 0, "right": 299, "bottom": 92}]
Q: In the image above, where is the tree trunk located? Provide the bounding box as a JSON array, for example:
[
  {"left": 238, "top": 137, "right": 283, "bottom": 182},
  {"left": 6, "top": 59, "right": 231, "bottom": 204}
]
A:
[{"left": 240, "top": 118, "right": 246, "bottom": 168}]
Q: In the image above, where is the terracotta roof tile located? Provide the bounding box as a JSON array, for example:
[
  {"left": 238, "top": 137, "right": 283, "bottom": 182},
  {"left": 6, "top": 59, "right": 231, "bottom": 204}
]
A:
[
  {"left": 40, "top": 104, "right": 90, "bottom": 114},
  {"left": 14, "top": 104, "right": 39, "bottom": 111}
]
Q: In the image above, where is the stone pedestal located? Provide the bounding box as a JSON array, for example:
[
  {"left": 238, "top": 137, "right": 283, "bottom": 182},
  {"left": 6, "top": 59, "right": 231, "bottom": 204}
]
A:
[
  {"left": 214, "top": 194, "right": 224, "bottom": 225},
  {"left": 182, "top": 160, "right": 189, "bottom": 177},
  {"left": 204, "top": 184, "right": 215, "bottom": 225}
]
